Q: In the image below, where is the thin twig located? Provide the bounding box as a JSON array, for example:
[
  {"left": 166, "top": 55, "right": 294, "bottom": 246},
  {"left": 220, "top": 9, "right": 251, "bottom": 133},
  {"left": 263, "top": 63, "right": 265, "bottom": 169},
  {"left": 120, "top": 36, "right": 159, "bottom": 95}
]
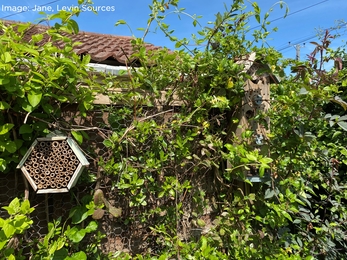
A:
[
  {"left": 15, "top": 111, "right": 110, "bottom": 133},
  {"left": 118, "top": 109, "right": 174, "bottom": 142}
]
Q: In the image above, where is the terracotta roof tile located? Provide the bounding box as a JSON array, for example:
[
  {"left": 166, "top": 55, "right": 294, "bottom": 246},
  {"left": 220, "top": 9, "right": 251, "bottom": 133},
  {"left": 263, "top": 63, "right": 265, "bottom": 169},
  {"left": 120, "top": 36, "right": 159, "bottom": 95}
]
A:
[{"left": 1, "top": 19, "right": 163, "bottom": 66}]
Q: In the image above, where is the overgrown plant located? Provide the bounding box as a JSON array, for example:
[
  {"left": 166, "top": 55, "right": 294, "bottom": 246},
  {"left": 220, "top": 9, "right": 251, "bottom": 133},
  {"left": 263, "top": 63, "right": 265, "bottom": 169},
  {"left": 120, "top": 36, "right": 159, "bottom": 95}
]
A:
[
  {"left": 0, "top": 198, "right": 34, "bottom": 259},
  {"left": 100, "top": 0, "right": 285, "bottom": 258},
  {"left": 1, "top": 0, "right": 347, "bottom": 259},
  {"left": 0, "top": 2, "right": 96, "bottom": 175}
]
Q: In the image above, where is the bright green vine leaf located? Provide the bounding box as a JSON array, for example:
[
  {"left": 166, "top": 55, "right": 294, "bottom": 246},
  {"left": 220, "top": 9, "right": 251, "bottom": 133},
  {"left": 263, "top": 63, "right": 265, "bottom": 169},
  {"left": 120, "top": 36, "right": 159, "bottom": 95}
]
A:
[
  {"left": 27, "top": 91, "right": 42, "bottom": 107},
  {"left": 71, "top": 131, "right": 83, "bottom": 145},
  {"left": 0, "top": 123, "right": 14, "bottom": 135}
]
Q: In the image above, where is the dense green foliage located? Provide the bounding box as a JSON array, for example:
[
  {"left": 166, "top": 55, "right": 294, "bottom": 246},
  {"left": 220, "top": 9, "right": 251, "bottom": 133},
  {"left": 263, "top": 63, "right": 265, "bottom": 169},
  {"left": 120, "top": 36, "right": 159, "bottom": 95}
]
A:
[
  {"left": 1, "top": 0, "right": 347, "bottom": 259},
  {"left": 0, "top": 6, "right": 95, "bottom": 173}
]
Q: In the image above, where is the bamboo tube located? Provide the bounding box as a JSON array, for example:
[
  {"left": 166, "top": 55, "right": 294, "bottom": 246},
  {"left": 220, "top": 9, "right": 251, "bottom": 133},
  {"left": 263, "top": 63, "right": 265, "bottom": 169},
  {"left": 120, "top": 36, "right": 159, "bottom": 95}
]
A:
[
  {"left": 52, "top": 141, "right": 60, "bottom": 148},
  {"left": 68, "top": 161, "right": 76, "bottom": 166},
  {"left": 39, "top": 142, "right": 46, "bottom": 148}
]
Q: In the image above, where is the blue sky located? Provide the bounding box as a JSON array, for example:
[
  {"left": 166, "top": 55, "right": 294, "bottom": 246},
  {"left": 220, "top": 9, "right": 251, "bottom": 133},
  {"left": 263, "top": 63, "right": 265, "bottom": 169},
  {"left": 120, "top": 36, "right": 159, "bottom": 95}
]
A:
[{"left": 0, "top": 0, "right": 346, "bottom": 62}]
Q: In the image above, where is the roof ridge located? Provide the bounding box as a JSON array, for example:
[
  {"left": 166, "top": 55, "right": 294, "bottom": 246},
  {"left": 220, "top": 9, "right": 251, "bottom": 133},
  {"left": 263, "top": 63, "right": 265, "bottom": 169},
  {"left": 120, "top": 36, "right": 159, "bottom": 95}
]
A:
[
  {"left": 0, "top": 19, "right": 134, "bottom": 39},
  {"left": 0, "top": 19, "right": 162, "bottom": 66}
]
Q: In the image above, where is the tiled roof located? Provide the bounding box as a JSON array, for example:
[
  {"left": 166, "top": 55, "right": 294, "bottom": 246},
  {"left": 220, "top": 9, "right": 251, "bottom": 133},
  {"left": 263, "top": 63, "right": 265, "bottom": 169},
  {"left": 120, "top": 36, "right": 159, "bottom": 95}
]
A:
[{"left": 1, "top": 19, "right": 162, "bottom": 65}]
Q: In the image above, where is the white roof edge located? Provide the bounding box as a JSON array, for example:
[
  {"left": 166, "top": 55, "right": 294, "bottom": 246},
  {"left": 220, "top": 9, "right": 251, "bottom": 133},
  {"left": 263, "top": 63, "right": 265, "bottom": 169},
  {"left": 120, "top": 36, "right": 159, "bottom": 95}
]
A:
[{"left": 87, "top": 63, "right": 137, "bottom": 76}]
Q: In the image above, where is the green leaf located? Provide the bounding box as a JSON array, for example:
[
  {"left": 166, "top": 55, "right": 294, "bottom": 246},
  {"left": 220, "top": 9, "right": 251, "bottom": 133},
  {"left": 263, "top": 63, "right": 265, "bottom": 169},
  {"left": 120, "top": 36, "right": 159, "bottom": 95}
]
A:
[
  {"left": 337, "top": 121, "right": 347, "bottom": 131},
  {"left": 252, "top": 2, "right": 261, "bottom": 13},
  {"left": 21, "top": 101, "right": 33, "bottom": 113},
  {"left": 0, "top": 101, "right": 10, "bottom": 110},
  {"left": 7, "top": 198, "right": 21, "bottom": 214},
  {"left": 2, "top": 52, "right": 12, "bottom": 63},
  {"left": 68, "top": 19, "right": 79, "bottom": 34},
  {"left": 71, "top": 207, "right": 90, "bottom": 224},
  {"left": 7, "top": 254, "right": 15, "bottom": 260},
  {"left": 0, "top": 77, "right": 10, "bottom": 85},
  {"left": 115, "top": 20, "right": 126, "bottom": 26},
  {"left": 338, "top": 115, "right": 347, "bottom": 121},
  {"left": 197, "top": 218, "right": 206, "bottom": 227},
  {"left": 81, "top": 54, "right": 91, "bottom": 65},
  {"left": 65, "top": 226, "right": 86, "bottom": 243},
  {"left": 0, "top": 158, "right": 7, "bottom": 172},
  {"left": 66, "top": 251, "right": 87, "bottom": 260},
  {"left": 27, "top": 91, "right": 42, "bottom": 107},
  {"left": 103, "top": 139, "right": 113, "bottom": 148},
  {"left": 0, "top": 123, "right": 14, "bottom": 135},
  {"left": 32, "top": 34, "right": 43, "bottom": 43},
  {"left": 2, "top": 222, "right": 15, "bottom": 238},
  {"left": 84, "top": 221, "right": 98, "bottom": 232},
  {"left": 19, "top": 124, "right": 33, "bottom": 134},
  {"left": 282, "top": 211, "right": 293, "bottom": 222},
  {"left": 4, "top": 141, "right": 17, "bottom": 153},
  {"left": 264, "top": 189, "right": 275, "bottom": 199},
  {"left": 52, "top": 248, "right": 69, "bottom": 260},
  {"left": 246, "top": 154, "right": 257, "bottom": 161},
  {"left": 136, "top": 178, "right": 145, "bottom": 186},
  {"left": 259, "top": 157, "right": 273, "bottom": 164},
  {"left": 71, "top": 131, "right": 83, "bottom": 145},
  {"left": 299, "top": 87, "right": 308, "bottom": 95},
  {"left": 21, "top": 200, "right": 34, "bottom": 214}
]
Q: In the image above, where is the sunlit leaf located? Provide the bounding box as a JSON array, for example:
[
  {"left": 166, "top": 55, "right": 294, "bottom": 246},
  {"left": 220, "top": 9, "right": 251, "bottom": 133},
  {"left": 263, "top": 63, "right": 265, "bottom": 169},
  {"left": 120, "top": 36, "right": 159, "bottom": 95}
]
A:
[
  {"left": 27, "top": 91, "right": 42, "bottom": 107},
  {"left": 337, "top": 121, "right": 347, "bottom": 131},
  {"left": 71, "top": 131, "right": 83, "bottom": 145},
  {"left": 0, "top": 123, "right": 14, "bottom": 135}
]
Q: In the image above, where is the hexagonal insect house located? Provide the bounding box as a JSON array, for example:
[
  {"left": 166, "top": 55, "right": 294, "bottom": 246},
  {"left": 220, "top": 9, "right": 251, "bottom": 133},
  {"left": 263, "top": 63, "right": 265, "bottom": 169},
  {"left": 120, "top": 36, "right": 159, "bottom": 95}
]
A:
[{"left": 17, "top": 136, "right": 89, "bottom": 194}]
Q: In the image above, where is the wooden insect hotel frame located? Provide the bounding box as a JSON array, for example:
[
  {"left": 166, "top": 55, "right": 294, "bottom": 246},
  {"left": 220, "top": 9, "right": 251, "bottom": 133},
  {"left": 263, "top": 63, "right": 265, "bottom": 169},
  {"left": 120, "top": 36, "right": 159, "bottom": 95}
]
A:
[{"left": 16, "top": 136, "right": 89, "bottom": 194}]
